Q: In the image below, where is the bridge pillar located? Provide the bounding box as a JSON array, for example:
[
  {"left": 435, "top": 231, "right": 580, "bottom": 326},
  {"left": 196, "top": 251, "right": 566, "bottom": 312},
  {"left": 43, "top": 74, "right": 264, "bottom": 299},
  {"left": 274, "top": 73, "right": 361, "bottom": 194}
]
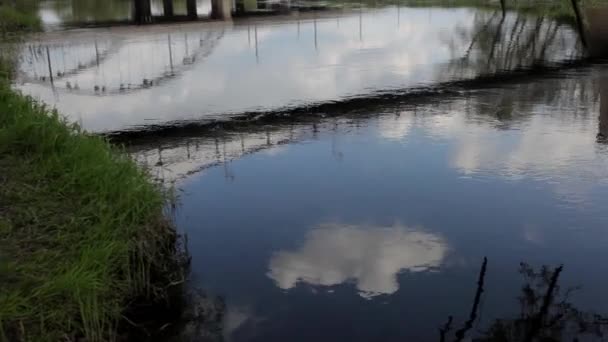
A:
[
  {"left": 133, "top": 0, "right": 152, "bottom": 23},
  {"left": 163, "top": 0, "right": 174, "bottom": 17},
  {"left": 211, "top": 0, "right": 232, "bottom": 19},
  {"left": 187, "top": 0, "right": 198, "bottom": 19}
]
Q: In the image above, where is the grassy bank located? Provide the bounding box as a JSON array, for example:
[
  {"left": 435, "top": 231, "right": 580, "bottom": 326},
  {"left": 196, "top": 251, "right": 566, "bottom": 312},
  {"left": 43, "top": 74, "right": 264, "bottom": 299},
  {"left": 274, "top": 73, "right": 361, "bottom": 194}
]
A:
[
  {"left": 0, "top": 5, "right": 41, "bottom": 33},
  {"left": 0, "top": 8, "right": 184, "bottom": 342},
  {"left": 0, "top": 80, "right": 184, "bottom": 342}
]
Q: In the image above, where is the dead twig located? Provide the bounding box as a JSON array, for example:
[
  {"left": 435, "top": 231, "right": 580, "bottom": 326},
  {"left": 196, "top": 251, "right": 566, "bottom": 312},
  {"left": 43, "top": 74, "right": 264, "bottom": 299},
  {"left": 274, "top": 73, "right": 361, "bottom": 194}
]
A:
[
  {"left": 454, "top": 257, "right": 488, "bottom": 342},
  {"left": 523, "top": 265, "right": 564, "bottom": 342},
  {"left": 439, "top": 316, "right": 453, "bottom": 342}
]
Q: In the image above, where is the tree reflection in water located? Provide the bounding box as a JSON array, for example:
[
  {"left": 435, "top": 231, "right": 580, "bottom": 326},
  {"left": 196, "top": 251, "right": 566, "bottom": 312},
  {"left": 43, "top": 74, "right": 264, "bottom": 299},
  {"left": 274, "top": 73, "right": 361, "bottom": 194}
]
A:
[
  {"left": 442, "top": 260, "right": 608, "bottom": 342},
  {"left": 445, "top": 10, "right": 582, "bottom": 81}
]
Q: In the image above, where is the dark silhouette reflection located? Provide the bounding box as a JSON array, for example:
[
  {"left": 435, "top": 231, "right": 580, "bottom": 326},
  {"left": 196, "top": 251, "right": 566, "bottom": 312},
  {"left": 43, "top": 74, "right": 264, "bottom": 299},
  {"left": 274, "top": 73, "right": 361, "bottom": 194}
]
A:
[
  {"left": 442, "top": 261, "right": 608, "bottom": 342},
  {"left": 599, "top": 76, "right": 608, "bottom": 142},
  {"left": 586, "top": 8, "right": 608, "bottom": 58},
  {"left": 164, "top": 261, "right": 608, "bottom": 341},
  {"left": 143, "top": 288, "right": 226, "bottom": 342}
]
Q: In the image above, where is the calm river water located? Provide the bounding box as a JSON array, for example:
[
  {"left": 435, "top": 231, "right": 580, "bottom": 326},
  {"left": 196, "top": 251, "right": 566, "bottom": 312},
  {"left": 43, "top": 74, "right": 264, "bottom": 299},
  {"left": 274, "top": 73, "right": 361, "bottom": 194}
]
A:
[
  {"left": 147, "top": 65, "right": 608, "bottom": 341},
  {"left": 11, "top": 3, "right": 608, "bottom": 341}
]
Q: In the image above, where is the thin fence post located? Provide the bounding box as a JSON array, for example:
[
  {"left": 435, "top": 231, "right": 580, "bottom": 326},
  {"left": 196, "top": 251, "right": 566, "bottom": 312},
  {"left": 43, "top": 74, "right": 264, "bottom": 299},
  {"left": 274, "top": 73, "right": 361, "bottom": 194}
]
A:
[
  {"left": 46, "top": 46, "right": 54, "bottom": 85},
  {"left": 500, "top": 0, "right": 506, "bottom": 17}
]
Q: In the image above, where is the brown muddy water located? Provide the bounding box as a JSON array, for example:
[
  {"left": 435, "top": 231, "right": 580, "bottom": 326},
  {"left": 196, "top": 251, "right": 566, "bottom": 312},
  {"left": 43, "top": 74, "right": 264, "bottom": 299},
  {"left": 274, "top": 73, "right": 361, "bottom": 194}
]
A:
[{"left": 9, "top": 3, "right": 608, "bottom": 341}]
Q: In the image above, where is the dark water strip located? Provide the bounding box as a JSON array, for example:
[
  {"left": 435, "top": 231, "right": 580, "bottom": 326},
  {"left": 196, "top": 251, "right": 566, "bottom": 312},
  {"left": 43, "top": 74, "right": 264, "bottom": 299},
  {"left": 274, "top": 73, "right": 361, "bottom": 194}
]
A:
[{"left": 106, "top": 57, "right": 605, "bottom": 145}]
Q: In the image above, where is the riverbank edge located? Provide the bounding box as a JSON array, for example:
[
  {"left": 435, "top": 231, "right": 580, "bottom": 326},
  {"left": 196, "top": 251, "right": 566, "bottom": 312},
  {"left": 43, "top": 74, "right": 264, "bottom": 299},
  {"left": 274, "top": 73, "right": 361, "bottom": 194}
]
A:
[
  {"left": 0, "top": 10, "right": 189, "bottom": 339},
  {"left": 0, "top": 75, "right": 189, "bottom": 342}
]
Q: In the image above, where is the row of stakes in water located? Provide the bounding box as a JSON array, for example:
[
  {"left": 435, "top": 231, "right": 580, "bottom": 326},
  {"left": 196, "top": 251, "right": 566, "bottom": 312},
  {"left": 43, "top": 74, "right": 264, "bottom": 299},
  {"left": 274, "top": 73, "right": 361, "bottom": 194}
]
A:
[
  {"left": 35, "top": 78, "right": 156, "bottom": 92},
  {"left": 35, "top": 54, "right": 195, "bottom": 91}
]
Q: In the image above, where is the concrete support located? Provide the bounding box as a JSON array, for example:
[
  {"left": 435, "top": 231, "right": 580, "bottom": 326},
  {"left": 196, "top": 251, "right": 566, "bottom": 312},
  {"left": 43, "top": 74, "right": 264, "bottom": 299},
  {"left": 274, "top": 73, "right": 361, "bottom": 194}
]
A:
[
  {"left": 135, "top": 0, "right": 205, "bottom": 22},
  {"left": 211, "top": 0, "right": 232, "bottom": 19},
  {"left": 187, "top": 0, "right": 198, "bottom": 19},
  {"left": 133, "top": 0, "right": 152, "bottom": 23},
  {"left": 163, "top": 0, "right": 174, "bottom": 17}
]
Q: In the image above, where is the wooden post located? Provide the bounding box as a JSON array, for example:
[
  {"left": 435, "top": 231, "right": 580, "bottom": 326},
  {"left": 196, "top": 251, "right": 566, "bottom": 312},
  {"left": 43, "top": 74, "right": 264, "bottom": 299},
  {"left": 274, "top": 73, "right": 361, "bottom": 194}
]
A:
[
  {"left": 94, "top": 40, "right": 100, "bottom": 67},
  {"left": 254, "top": 25, "right": 258, "bottom": 62},
  {"left": 167, "top": 34, "right": 174, "bottom": 74},
  {"left": 599, "top": 76, "right": 608, "bottom": 141},
  {"left": 570, "top": 0, "right": 588, "bottom": 47},
  {"left": 500, "top": 0, "right": 506, "bottom": 17},
  {"left": 163, "top": 0, "right": 174, "bottom": 17},
  {"left": 46, "top": 46, "right": 54, "bottom": 85},
  {"left": 187, "top": 0, "right": 197, "bottom": 19}
]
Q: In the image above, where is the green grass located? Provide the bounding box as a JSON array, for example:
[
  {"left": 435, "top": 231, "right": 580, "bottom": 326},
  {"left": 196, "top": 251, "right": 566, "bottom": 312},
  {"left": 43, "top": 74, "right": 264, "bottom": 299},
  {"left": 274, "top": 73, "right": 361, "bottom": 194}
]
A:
[
  {"left": 0, "top": 6, "right": 41, "bottom": 33},
  {"left": 0, "top": 8, "right": 184, "bottom": 341},
  {"left": 0, "top": 5, "right": 41, "bottom": 80},
  {"left": 0, "top": 71, "right": 183, "bottom": 341}
]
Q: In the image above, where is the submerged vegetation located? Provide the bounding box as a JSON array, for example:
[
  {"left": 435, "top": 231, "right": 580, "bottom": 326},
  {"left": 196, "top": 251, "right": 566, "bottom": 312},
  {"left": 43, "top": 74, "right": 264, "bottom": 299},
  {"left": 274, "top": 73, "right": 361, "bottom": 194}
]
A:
[{"left": 0, "top": 6, "right": 184, "bottom": 342}]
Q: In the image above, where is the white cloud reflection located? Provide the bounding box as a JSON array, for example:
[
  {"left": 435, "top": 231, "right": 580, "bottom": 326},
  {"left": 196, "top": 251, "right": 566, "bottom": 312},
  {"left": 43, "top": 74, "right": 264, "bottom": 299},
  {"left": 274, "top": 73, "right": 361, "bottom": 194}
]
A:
[
  {"left": 267, "top": 223, "right": 448, "bottom": 299},
  {"left": 378, "top": 112, "right": 414, "bottom": 141},
  {"left": 15, "top": 8, "right": 478, "bottom": 132},
  {"left": 403, "top": 72, "right": 608, "bottom": 204}
]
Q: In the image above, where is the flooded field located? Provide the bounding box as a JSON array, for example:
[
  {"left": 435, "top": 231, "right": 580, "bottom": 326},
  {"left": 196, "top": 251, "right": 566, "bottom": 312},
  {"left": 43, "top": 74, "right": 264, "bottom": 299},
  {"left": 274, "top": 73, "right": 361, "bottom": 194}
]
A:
[
  {"left": 8, "top": 2, "right": 608, "bottom": 341},
  {"left": 12, "top": 6, "right": 580, "bottom": 132}
]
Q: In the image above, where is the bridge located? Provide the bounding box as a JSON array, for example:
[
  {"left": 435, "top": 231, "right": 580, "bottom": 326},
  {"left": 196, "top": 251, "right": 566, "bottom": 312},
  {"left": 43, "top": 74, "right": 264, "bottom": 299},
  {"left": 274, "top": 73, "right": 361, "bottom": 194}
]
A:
[{"left": 133, "top": 0, "right": 233, "bottom": 23}]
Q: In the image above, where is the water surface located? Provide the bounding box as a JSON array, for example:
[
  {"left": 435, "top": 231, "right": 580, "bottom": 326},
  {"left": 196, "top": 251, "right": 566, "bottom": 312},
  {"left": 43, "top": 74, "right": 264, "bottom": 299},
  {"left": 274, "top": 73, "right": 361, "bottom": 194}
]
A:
[
  {"left": 9, "top": 4, "right": 608, "bottom": 340},
  {"left": 129, "top": 65, "right": 608, "bottom": 341},
  {"left": 13, "top": 6, "right": 580, "bottom": 132}
]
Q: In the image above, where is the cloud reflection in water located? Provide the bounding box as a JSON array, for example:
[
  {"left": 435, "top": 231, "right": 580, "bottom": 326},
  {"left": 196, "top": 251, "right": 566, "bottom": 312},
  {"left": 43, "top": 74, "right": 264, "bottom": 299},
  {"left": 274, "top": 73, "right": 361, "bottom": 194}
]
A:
[{"left": 268, "top": 223, "right": 448, "bottom": 299}]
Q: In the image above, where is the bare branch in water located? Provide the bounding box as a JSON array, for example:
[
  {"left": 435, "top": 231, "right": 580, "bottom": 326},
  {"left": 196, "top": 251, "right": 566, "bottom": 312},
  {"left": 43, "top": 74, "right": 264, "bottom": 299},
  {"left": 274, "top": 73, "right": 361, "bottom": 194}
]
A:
[
  {"left": 439, "top": 316, "right": 453, "bottom": 342},
  {"left": 454, "top": 257, "right": 488, "bottom": 342},
  {"left": 523, "top": 265, "right": 564, "bottom": 342}
]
